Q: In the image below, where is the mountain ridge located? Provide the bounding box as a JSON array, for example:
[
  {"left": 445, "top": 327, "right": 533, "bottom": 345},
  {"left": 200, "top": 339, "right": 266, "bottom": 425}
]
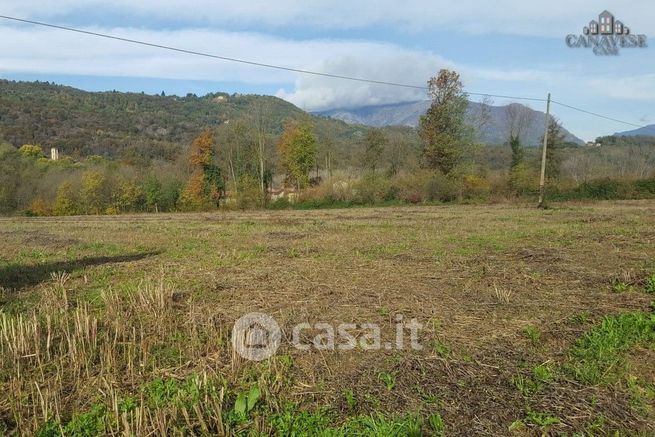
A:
[{"left": 318, "top": 100, "right": 584, "bottom": 146}]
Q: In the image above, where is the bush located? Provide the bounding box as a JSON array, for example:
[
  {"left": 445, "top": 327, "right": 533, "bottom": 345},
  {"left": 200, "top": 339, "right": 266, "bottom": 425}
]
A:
[
  {"left": 634, "top": 178, "right": 655, "bottom": 197},
  {"left": 354, "top": 173, "right": 396, "bottom": 204},
  {"left": 462, "top": 174, "right": 490, "bottom": 200},
  {"left": 234, "top": 174, "right": 263, "bottom": 209},
  {"left": 28, "top": 197, "right": 52, "bottom": 216},
  {"left": 392, "top": 170, "right": 458, "bottom": 203},
  {"left": 298, "top": 177, "right": 356, "bottom": 205},
  {"left": 577, "top": 178, "right": 623, "bottom": 199},
  {"left": 425, "top": 171, "right": 459, "bottom": 202}
]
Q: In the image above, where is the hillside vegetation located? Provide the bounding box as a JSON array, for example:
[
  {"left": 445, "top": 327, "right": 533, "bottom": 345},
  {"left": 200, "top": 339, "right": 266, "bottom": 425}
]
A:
[{"left": 1, "top": 76, "right": 654, "bottom": 217}]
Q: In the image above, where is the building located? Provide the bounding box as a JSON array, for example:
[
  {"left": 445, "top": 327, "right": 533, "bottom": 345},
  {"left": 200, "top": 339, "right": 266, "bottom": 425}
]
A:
[
  {"left": 599, "top": 10, "right": 614, "bottom": 34},
  {"left": 588, "top": 20, "right": 599, "bottom": 35},
  {"left": 50, "top": 147, "right": 59, "bottom": 161}
]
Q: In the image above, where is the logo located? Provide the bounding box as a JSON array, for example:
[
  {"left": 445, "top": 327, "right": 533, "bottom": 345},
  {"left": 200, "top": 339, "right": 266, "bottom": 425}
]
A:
[
  {"left": 231, "top": 312, "right": 423, "bottom": 361},
  {"left": 565, "top": 10, "right": 647, "bottom": 55},
  {"left": 232, "top": 312, "right": 282, "bottom": 361}
]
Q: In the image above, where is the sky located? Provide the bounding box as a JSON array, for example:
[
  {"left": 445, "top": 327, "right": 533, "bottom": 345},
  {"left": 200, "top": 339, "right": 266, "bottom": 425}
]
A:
[{"left": 0, "top": 1, "right": 653, "bottom": 141}]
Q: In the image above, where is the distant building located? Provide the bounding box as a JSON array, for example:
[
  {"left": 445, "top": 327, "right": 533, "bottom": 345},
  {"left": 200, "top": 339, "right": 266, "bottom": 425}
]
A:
[
  {"left": 50, "top": 147, "right": 59, "bottom": 160},
  {"left": 614, "top": 20, "right": 624, "bottom": 34},
  {"left": 585, "top": 142, "right": 601, "bottom": 148}
]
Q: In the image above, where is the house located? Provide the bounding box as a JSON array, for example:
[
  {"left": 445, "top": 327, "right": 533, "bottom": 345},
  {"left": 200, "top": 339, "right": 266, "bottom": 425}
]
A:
[
  {"left": 599, "top": 10, "right": 614, "bottom": 34},
  {"left": 588, "top": 20, "right": 599, "bottom": 35},
  {"left": 614, "top": 20, "right": 624, "bottom": 34}
]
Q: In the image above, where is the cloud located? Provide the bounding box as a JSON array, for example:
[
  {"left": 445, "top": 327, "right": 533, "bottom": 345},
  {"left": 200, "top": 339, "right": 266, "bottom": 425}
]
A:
[
  {"left": 276, "top": 50, "right": 453, "bottom": 111},
  {"left": 0, "top": 24, "right": 454, "bottom": 109},
  {"left": 1, "top": 0, "right": 654, "bottom": 38}
]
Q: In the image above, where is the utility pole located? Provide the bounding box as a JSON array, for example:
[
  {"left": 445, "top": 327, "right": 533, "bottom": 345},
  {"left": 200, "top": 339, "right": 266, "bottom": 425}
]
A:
[{"left": 538, "top": 93, "right": 551, "bottom": 208}]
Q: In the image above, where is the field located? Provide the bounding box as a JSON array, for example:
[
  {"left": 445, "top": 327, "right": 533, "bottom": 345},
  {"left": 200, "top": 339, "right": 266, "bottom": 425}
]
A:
[{"left": 1, "top": 201, "right": 654, "bottom": 436}]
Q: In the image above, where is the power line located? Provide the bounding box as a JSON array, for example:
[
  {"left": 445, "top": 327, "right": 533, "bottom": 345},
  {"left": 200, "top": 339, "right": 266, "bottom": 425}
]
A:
[
  {"left": 0, "top": 15, "right": 544, "bottom": 102},
  {"left": 0, "top": 15, "right": 428, "bottom": 90},
  {"left": 551, "top": 100, "right": 645, "bottom": 129},
  {"left": 0, "top": 14, "right": 648, "bottom": 129}
]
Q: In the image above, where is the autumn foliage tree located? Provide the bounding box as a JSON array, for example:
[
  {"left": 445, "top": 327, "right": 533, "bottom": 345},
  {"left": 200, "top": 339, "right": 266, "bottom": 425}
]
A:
[
  {"left": 277, "top": 121, "right": 317, "bottom": 189},
  {"left": 419, "top": 69, "right": 471, "bottom": 175},
  {"left": 179, "top": 130, "right": 224, "bottom": 210}
]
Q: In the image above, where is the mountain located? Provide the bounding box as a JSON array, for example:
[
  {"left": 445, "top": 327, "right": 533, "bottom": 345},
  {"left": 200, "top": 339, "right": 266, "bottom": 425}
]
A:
[
  {"left": 0, "top": 80, "right": 365, "bottom": 163},
  {"left": 614, "top": 125, "right": 655, "bottom": 137},
  {"left": 319, "top": 100, "right": 584, "bottom": 146}
]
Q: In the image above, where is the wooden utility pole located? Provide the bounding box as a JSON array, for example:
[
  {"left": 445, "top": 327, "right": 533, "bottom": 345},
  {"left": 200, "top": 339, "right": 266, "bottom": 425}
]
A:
[{"left": 538, "top": 93, "right": 551, "bottom": 208}]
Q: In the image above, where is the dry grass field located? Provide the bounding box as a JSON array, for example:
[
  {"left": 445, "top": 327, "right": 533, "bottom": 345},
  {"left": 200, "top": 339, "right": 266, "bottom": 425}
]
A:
[{"left": 1, "top": 201, "right": 654, "bottom": 436}]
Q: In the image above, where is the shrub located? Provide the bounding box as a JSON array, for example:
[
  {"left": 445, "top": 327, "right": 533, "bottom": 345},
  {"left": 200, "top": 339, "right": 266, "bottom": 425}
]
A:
[
  {"left": 577, "top": 178, "right": 622, "bottom": 200},
  {"left": 235, "top": 174, "right": 263, "bottom": 209},
  {"left": 28, "top": 197, "right": 52, "bottom": 216},
  {"left": 354, "top": 173, "right": 396, "bottom": 204},
  {"left": 462, "top": 174, "right": 490, "bottom": 200},
  {"left": 423, "top": 171, "right": 459, "bottom": 202}
]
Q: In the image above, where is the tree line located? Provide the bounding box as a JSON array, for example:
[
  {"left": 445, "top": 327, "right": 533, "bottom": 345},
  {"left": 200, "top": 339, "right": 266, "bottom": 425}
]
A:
[{"left": 1, "top": 70, "right": 654, "bottom": 216}]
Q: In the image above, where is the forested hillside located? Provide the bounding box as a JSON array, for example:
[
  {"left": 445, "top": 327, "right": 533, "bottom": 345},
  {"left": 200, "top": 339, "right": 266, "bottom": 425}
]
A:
[{"left": 0, "top": 80, "right": 366, "bottom": 165}]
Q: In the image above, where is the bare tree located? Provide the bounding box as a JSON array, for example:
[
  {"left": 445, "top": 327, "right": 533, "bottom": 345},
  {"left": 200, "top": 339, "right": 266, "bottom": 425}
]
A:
[
  {"left": 468, "top": 95, "right": 494, "bottom": 141},
  {"left": 505, "top": 103, "right": 535, "bottom": 146},
  {"left": 252, "top": 100, "right": 272, "bottom": 196}
]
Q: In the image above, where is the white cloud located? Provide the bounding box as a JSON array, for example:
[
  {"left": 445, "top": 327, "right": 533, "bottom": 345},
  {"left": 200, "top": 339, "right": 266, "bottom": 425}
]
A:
[
  {"left": 1, "top": 0, "right": 654, "bottom": 38},
  {"left": 0, "top": 24, "right": 451, "bottom": 109},
  {"left": 276, "top": 50, "right": 453, "bottom": 111}
]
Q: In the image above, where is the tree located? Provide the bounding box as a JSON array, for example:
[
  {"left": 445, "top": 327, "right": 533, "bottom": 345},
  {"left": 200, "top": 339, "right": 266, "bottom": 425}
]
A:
[
  {"left": 53, "top": 181, "right": 79, "bottom": 216},
  {"left": 114, "top": 179, "right": 145, "bottom": 213},
  {"left": 362, "top": 128, "right": 388, "bottom": 173},
  {"left": 180, "top": 130, "right": 225, "bottom": 210},
  {"left": 419, "top": 69, "right": 471, "bottom": 175},
  {"left": 143, "top": 175, "right": 163, "bottom": 212},
  {"left": 543, "top": 118, "right": 565, "bottom": 180},
  {"left": 80, "top": 171, "right": 108, "bottom": 214},
  {"left": 18, "top": 144, "right": 44, "bottom": 159},
  {"left": 277, "top": 121, "right": 317, "bottom": 189},
  {"left": 253, "top": 100, "right": 272, "bottom": 196}
]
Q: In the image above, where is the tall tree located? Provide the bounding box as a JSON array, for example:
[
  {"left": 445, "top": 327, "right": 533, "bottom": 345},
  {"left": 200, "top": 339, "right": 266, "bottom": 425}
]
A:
[
  {"left": 277, "top": 121, "right": 317, "bottom": 189},
  {"left": 361, "top": 128, "right": 388, "bottom": 173},
  {"left": 80, "top": 171, "right": 108, "bottom": 214},
  {"left": 180, "top": 130, "right": 224, "bottom": 209},
  {"left": 543, "top": 118, "right": 565, "bottom": 180},
  {"left": 505, "top": 104, "right": 535, "bottom": 169},
  {"left": 419, "top": 69, "right": 471, "bottom": 175},
  {"left": 253, "top": 100, "right": 272, "bottom": 196}
]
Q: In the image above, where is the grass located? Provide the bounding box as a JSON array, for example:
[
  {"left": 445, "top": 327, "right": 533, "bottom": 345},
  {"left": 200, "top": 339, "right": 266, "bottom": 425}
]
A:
[
  {"left": 569, "top": 312, "right": 655, "bottom": 385},
  {"left": 1, "top": 200, "right": 655, "bottom": 434}
]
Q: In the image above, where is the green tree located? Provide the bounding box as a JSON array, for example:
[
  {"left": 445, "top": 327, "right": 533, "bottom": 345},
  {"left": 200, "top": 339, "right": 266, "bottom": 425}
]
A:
[
  {"left": 114, "top": 179, "right": 145, "bottom": 213},
  {"left": 419, "top": 69, "right": 471, "bottom": 175},
  {"left": 18, "top": 144, "right": 44, "bottom": 159},
  {"left": 277, "top": 121, "right": 317, "bottom": 189},
  {"left": 80, "top": 171, "right": 108, "bottom": 214},
  {"left": 508, "top": 135, "right": 526, "bottom": 193},
  {"left": 143, "top": 175, "right": 163, "bottom": 212},
  {"left": 362, "top": 128, "right": 388, "bottom": 173},
  {"left": 53, "top": 181, "right": 79, "bottom": 216},
  {"left": 543, "top": 118, "right": 565, "bottom": 180}
]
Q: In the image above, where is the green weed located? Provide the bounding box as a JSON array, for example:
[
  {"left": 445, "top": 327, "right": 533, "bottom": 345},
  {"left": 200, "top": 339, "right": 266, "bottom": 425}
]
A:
[{"left": 569, "top": 312, "right": 655, "bottom": 384}]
